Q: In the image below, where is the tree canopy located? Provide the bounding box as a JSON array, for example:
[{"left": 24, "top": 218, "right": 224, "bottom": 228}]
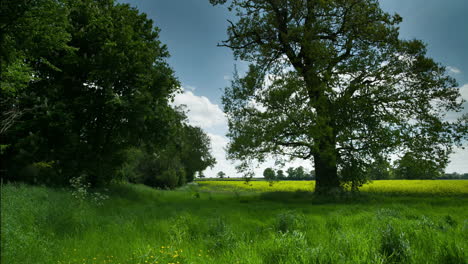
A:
[
  {"left": 263, "top": 167, "right": 276, "bottom": 180},
  {"left": 1, "top": 0, "right": 215, "bottom": 187},
  {"left": 393, "top": 152, "right": 443, "bottom": 180},
  {"left": 211, "top": 0, "right": 467, "bottom": 193}
]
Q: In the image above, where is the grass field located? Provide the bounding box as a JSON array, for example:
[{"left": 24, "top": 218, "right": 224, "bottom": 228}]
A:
[{"left": 2, "top": 180, "right": 468, "bottom": 264}]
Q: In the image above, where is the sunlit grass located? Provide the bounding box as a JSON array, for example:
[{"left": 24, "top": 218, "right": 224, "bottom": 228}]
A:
[{"left": 2, "top": 180, "right": 467, "bottom": 264}]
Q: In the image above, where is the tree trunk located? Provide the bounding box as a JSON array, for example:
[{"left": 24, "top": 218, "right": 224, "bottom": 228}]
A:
[
  {"left": 314, "top": 121, "right": 341, "bottom": 194},
  {"left": 313, "top": 139, "right": 341, "bottom": 194},
  {"left": 303, "top": 74, "right": 341, "bottom": 194}
]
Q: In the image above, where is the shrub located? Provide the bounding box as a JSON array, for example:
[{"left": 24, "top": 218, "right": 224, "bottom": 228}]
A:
[
  {"left": 207, "top": 218, "right": 235, "bottom": 252},
  {"left": 263, "top": 231, "right": 309, "bottom": 264},
  {"left": 379, "top": 224, "right": 411, "bottom": 263},
  {"left": 134, "top": 152, "right": 187, "bottom": 189},
  {"left": 170, "top": 214, "right": 203, "bottom": 244},
  {"left": 275, "top": 211, "right": 305, "bottom": 233}
]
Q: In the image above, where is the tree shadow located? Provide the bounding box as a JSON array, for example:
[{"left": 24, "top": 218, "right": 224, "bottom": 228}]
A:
[{"left": 257, "top": 190, "right": 468, "bottom": 207}]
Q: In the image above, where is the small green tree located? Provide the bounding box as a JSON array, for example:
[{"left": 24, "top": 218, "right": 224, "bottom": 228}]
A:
[
  {"left": 217, "top": 171, "right": 226, "bottom": 179},
  {"left": 276, "top": 169, "right": 286, "bottom": 179},
  {"left": 286, "top": 167, "right": 295, "bottom": 179},
  {"left": 294, "top": 166, "right": 307, "bottom": 180},
  {"left": 286, "top": 166, "right": 308, "bottom": 180},
  {"left": 366, "top": 157, "right": 392, "bottom": 180},
  {"left": 263, "top": 167, "right": 276, "bottom": 180}
]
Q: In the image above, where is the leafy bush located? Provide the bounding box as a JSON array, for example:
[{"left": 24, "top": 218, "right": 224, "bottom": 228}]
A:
[
  {"left": 263, "top": 231, "right": 309, "bottom": 264},
  {"left": 275, "top": 211, "right": 305, "bottom": 233},
  {"left": 207, "top": 218, "right": 235, "bottom": 252},
  {"left": 379, "top": 224, "right": 411, "bottom": 263}
]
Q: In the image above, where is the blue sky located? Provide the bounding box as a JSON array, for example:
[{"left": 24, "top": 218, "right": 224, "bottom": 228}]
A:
[{"left": 122, "top": 0, "right": 468, "bottom": 176}]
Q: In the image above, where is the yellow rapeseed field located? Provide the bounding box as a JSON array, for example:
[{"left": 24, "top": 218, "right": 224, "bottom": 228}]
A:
[{"left": 197, "top": 180, "right": 468, "bottom": 195}]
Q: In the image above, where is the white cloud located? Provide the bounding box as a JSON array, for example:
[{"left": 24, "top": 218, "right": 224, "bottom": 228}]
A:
[
  {"left": 446, "top": 147, "right": 468, "bottom": 173},
  {"left": 173, "top": 90, "right": 226, "bottom": 129},
  {"left": 203, "top": 133, "right": 314, "bottom": 178},
  {"left": 447, "top": 66, "right": 461, "bottom": 74},
  {"left": 184, "top": 85, "right": 196, "bottom": 91},
  {"left": 459, "top": 83, "right": 468, "bottom": 101},
  {"left": 204, "top": 133, "right": 238, "bottom": 178},
  {"left": 223, "top": 75, "right": 231, "bottom": 81}
]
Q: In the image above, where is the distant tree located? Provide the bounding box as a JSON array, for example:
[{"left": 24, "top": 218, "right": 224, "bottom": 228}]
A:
[
  {"left": 394, "top": 152, "right": 443, "bottom": 179},
  {"left": 211, "top": 0, "right": 467, "bottom": 194},
  {"left": 309, "top": 170, "right": 316, "bottom": 180},
  {"left": 286, "top": 167, "right": 296, "bottom": 179},
  {"left": 294, "top": 166, "right": 307, "bottom": 180},
  {"left": 367, "top": 157, "right": 392, "bottom": 180},
  {"left": 276, "top": 169, "right": 286, "bottom": 179},
  {"left": 263, "top": 167, "right": 276, "bottom": 180},
  {"left": 217, "top": 171, "right": 226, "bottom": 179},
  {"left": 441, "top": 172, "right": 461, "bottom": 179},
  {"left": 180, "top": 125, "right": 216, "bottom": 182},
  {"left": 286, "top": 166, "right": 309, "bottom": 180},
  {"left": 198, "top": 172, "right": 206, "bottom": 179}
]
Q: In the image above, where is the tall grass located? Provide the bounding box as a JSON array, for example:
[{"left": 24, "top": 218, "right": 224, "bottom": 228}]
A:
[{"left": 1, "top": 181, "right": 467, "bottom": 263}]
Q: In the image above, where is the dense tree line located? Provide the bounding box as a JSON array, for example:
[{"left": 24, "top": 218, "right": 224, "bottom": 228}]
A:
[
  {"left": 263, "top": 153, "right": 466, "bottom": 182},
  {"left": 0, "top": 0, "right": 215, "bottom": 188},
  {"left": 263, "top": 166, "right": 315, "bottom": 181}
]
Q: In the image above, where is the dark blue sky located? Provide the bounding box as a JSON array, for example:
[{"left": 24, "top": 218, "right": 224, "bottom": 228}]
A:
[
  {"left": 122, "top": 0, "right": 468, "bottom": 104},
  {"left": 121, "top": 0, "right": 237, "bottom": 105},
  {"left": 121, "top": 0, "right": 468, "bottom": 174},
  {"left": 380, "top": 0, "right": 468, "bottom": 84}
]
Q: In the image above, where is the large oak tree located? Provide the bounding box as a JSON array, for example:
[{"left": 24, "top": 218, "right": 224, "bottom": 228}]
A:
[{"left": 211, "top": 0, "right": 467, "bottom": 193}]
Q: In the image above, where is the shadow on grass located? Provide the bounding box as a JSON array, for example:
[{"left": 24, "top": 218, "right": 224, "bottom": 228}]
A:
[{"left": 257, "top": 190, "right": 468, "bottom": 206}]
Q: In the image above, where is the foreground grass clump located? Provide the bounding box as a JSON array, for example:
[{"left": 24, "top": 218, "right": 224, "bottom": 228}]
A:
[{"left": 2, "top": 180, "right": 468, "bottom": 264}]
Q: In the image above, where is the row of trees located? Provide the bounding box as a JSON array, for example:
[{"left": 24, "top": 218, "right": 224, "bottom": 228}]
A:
[
  {"left": 263, "top": 167, "right": 314, "bottom": 180},
  {"left": 263, "top": 152, "right": 463, "bottom": 182},
  {"left": 0, "top": 0, "right": 215, "bottom": 188}
]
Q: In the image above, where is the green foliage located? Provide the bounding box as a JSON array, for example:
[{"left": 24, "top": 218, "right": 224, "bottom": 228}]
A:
[
  {"left": 285, "top": 166, "right": 313, "bottom": 180},
  {"left": 118, "top": 124, "right": 214, "bottom": 189},
  {"left": 379, "top": 224, "right": 411, "bottom": 263},
  {"left": 275, "top": 211, "right": 305, "bottom": 233},
  {"left": 1, "top": 0, "right": 215, "bottom": 187},
  {"left": 1, "top": 0, "right": 177, "bottom": 185},
  {"left": 212, "top": 0, "right": 467, "bottom": 193},
  {"left": 367, "top": 157, "right": 392, "bottom": 180},
  {"left": 179, "top": 125, "right": 216, "bottom": 182},
  {"left": 340, "top": 156, "right": 368, "bottom": 192},
  {"left": 217, "top": 171, "right": 226, "bottom": 179},
  {"left": 276, "top": 169, "right": 286, "bottom": 179},
  {"left": 394, "top": 152, "right": 444, "bottom": 179},
  {"left": 262, "top": 167, "right": 276, "bottom": 180}
]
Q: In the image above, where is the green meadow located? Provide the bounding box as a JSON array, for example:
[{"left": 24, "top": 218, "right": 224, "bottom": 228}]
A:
[{"left": 2, "top": 180, "right": 468, "bottom": 264}]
